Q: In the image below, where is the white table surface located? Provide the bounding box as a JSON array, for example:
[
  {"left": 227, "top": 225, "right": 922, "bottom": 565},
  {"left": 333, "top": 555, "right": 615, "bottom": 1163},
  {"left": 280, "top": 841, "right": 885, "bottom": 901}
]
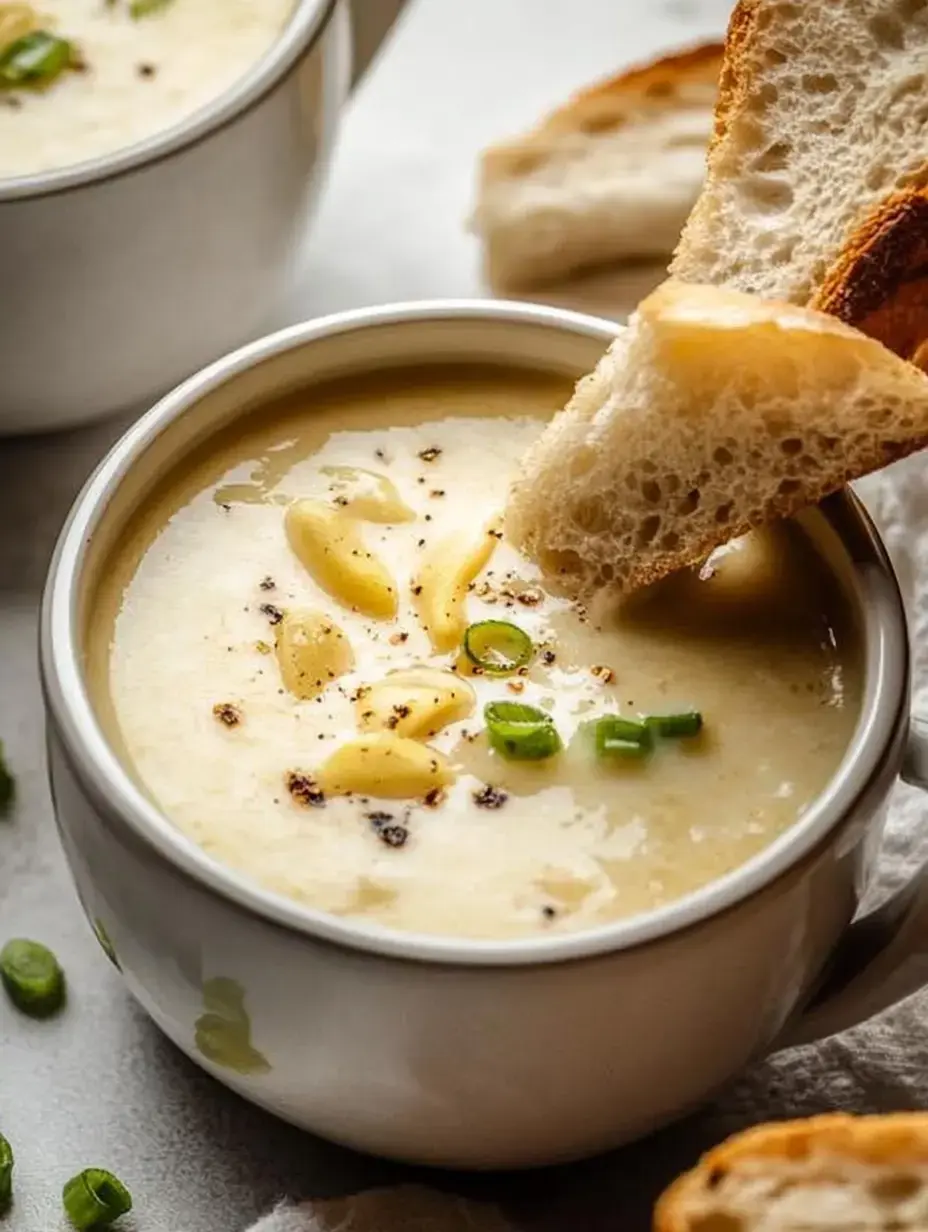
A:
[{"left": 0, "top": 2, "right": 766, "bottom": 1229}]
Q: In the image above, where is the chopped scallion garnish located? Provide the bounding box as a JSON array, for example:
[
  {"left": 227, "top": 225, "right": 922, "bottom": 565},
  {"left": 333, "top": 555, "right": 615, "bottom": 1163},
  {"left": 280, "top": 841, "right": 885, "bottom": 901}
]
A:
[
  {"left": 595, "top": 716, "right": 653, "bottom": 760},
  {"left": 0, "top": 30, "right": 73, "bottom": 88},
  {"left": 484, "top": 701, "right": 561, "bottom": 761},
  {"left": 129, "top": 0, "right": 173, "bottom": 17},
  {"left": 0, "top": 938, "right": 65, "bottom": 1017},
  {"left": 593, "top": 711, "right": 705, "bottom": 759},
  {"left": 646, "top": 711, "right": 704, "bottom": 739},
  {"left": 464, "top": 620, "right": 533, "bottom": 674},
  {"left": 63, "top": 1169, "right": 132, "bottom": 1230},
  {"left": 0, "top": 741, "right": 13, "bottom": 817},
  {"left": 0, "top": 1135, "right": 12, "bottom": 1213},
  {"left": 599, "top": 739, "right": 650, "bottom": 759}
]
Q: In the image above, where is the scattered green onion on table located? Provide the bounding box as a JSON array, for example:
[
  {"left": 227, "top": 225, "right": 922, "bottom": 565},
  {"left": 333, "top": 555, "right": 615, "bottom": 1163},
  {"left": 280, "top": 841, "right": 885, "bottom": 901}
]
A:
[
  {"left": 484, "top": 701, "right": 561, "bottom": 761},
  {"left": 0, "top": 30, "right": 73, "bottom": 88},
  {"left": 63, "top": 1168, "right": 132, "bottom": 1230},
  {"left": 463, "top": 620, "right": 533, "bottom": 674},
  {"left": 0, "top": 938, "right": 66, "bottom": 1017},
  {"left": 0, "top": 1135, "right": 12, "bottom": 1213},
  {"left": 0, "top": 936, "right": 127, "bottom": 1222}
]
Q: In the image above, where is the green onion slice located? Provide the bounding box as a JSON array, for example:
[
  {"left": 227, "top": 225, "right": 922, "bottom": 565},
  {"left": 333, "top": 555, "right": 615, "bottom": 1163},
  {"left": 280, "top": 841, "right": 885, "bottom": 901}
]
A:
[
  {"left": 63, "top": 1169, "right": 132, "bottom": 1230},
  {"left": 0, "top": 741, "right": 13, "bottom": 817},
  {"left": 646, "top": 711, "right": 703, "bottom": 739},
  {"left": 0, "top": 1134, "right": 13, "bottom": 1213},
  {"left": 129, "top": 0, "right": 174, "bottom": 17},
  {"left": 597, "top": 736, "right": 651, "bottom": 760},
  {"left": 595, "top": 716, "right": 653, "bottom": 760},
  {"left": 463, "top": 620, "right": 533, "bottom": 674},
  {"left": 484, "top": 701, "right": 561, "bottom": 761},
  {"left": 0, "top": 938, "right": 65, "bottom": 1017},
  {"left": 0, "top": 31, "right": 73, "bottom": 88}
]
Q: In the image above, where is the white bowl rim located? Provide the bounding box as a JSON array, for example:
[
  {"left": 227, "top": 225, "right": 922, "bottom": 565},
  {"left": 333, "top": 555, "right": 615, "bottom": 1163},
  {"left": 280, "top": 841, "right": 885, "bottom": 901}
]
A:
[
  {"left": 40, "top": 298, "right": 910, "bottom": 968},
  {"left": 0, "top": 0, "right": 333, "bottom": 203}
]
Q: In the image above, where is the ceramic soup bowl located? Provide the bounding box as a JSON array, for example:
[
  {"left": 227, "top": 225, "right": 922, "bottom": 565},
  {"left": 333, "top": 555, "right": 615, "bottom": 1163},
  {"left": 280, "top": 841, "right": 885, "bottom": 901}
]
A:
[
  {"left": 0, "top": 0, "right": 405, "bottom": 434},
  {"left": 40, "top": 301, "right": 928, "bottom": 1169}
]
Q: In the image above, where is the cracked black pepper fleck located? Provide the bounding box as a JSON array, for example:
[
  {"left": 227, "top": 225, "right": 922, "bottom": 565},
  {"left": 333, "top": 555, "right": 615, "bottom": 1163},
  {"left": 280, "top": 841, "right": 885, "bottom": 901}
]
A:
[
  {"left": 473, "top": 784, "right": 507, "bottom": 809},
  {"left": 366, "top": 812, "right": 408, "bottom": 848},
  {"left": 287, "top": 772, "right": 325, "bottom": 808}
]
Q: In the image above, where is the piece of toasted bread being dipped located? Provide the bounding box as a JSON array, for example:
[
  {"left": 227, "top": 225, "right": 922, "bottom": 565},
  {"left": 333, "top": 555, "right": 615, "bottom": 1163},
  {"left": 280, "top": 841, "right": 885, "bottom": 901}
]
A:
[
  {"left": 670, "top": 0, "right": 928, "bottom": 365},
  {"left": 505, "top": 280, "right": 928, "bottom": 598},
  {"left": 656, "top": 1113, "right": 928, "bottom": 1232}
]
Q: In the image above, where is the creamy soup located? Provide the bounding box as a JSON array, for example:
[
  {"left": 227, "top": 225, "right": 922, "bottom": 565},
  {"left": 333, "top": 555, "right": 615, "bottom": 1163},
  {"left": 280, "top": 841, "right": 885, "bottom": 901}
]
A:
[
  {"left": 90, "top": 366, "right": 861, "bottom": 941},
  {"left": 0, "top": 0, "right": 294, "bottom": 178}
]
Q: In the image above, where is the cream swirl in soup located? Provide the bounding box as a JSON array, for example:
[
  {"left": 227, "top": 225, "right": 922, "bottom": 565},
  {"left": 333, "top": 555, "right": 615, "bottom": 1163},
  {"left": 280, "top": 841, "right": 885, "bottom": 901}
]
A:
[
  {"left": 90, "top": 366, "right": 861, "bottom": 941},
  {"left": 0, "top": 0, "right": 295, "bottom": 178}
]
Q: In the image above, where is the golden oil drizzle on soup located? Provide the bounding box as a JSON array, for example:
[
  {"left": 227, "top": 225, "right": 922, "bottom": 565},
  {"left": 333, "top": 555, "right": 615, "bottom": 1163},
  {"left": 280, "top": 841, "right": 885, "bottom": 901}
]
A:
[{"left": 91, "top": 365, "right": 861, "bottom": 940}]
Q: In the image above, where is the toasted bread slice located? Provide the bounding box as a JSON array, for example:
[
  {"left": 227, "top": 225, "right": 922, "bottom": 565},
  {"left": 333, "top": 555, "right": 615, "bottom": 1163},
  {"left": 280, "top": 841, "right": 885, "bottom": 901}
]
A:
[
  {"left": 505, "top": 280, "right": 928, "bottom": 597},
  {"left": 656, "top": 1114, "right": 928, "bottom": 1232},
  {"left": 811, "top": 187, "right": 928, "bottom": 366},
  {"left": 472, "top": 42, "right": 722, "bottom": 291},
  {"left": 670, "top": 0, "right": 928, "bottom": 363}
]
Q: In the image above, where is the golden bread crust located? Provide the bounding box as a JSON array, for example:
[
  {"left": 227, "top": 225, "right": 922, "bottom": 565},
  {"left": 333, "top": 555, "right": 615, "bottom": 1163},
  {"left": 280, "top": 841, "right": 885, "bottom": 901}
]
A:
[
  {"left": 544, "top": 41, "right": 724, "bottom": 136},
  {"left": 708, "top": 0, "right": 759, "bottom": 152},
  {"left": 481, "top": 41, "right": 722, "bottom": 178},
  {"left": 811, "top": 186, "right": 928, "bottom": 367},
  {"left": 655, "top": 1114, "right": 928, "bottom": 1232}
]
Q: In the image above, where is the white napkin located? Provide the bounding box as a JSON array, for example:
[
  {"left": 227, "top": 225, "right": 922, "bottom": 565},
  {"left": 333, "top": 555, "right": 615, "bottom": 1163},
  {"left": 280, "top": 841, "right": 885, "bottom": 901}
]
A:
[
  {"left": 245, "top": 456, "right": 928, "bottom": 1232},
  {"left": 247, "top": 1187, "right": 515, "bottom": 1232}
]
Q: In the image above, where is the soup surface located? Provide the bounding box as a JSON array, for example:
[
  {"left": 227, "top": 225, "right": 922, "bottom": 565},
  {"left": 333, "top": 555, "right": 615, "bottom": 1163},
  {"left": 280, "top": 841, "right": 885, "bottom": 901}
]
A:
[
  {"left": 0, "top": 0, "right": 295, "bottom": 178},
  {"left": 92, "top": 365, "right": 861, "bottom": 940}
]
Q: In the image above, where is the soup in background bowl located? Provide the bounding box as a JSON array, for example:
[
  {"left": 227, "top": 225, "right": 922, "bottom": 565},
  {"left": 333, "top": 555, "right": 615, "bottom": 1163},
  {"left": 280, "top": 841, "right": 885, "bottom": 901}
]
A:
[
  {"left": 88, "top": 362, "right": 862, "bottom": 940},
  {"left": 43, "top": 302, "right": 928, "bottom": 1169},
  {"left": 0, "top": 0, "right": 296, "bottom": 178}
]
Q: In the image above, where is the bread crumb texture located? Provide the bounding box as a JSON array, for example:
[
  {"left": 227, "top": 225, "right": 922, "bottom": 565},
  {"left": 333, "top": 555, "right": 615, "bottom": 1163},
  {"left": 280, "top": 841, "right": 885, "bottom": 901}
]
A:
[
  {"left": 656, "top": 1113, "right": 928, "bottom": 1232},
  {"left": 505, "top": 281, "right": 928, "bottom": 597},
  {"left": 671, "top": 0, "right": 928, "bottom": 364}
]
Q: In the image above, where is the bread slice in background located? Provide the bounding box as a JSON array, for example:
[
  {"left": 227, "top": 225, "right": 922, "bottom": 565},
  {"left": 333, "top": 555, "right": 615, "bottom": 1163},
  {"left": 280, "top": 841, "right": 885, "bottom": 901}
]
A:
[
  {"left": 656, "top": 1113, "right": 928, "bottom": 1231},
  {"left": 670, "top": 0, "right": 928, "bottom": 364},
  {"left": 472, "top": 42, "right": 723, "bottom": 292},
  {"left": 505, "top": 280, "right": 928, "bottom": 597}
]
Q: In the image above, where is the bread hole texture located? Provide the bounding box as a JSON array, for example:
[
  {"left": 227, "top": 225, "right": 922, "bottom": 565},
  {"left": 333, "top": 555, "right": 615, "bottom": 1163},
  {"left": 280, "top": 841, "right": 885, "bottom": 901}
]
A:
[
  {"left": 668, "top": 0, "right": 928, "bottom": 308},
  {"left": 671, "top": 1162, "right": 928, "bottom": 1231},
  {"left": 505, "top": 283, "right": 928, "bottom": 599}
]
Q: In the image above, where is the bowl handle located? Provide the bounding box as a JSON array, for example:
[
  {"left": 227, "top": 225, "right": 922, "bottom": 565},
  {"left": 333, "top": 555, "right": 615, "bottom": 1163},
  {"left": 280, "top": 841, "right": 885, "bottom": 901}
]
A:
[
  {"left": 775, "top": 715, "right": 928, "bottom": 1049},
  {"left": 349, "top": 0, "right": 407, "bottom": 88}
]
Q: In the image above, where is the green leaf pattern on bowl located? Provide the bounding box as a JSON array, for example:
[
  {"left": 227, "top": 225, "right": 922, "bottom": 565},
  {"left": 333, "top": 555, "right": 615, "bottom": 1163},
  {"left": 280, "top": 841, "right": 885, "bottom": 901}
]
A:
[
  {"left": 91, "top": 919, "right": 121, "bottom": 970},
  {"left": 195, "top": 977, "right": 270, "bottom": 1075}
]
